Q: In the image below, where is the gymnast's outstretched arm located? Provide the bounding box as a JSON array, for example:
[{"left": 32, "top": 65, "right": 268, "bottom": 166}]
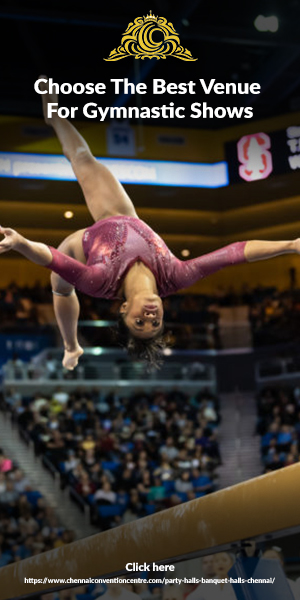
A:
[
  {"left": 0, "top": 227, "right": 52, "bottom": 264},
  {"left": 0, "top": 227, "right": 91, "bottom": 370},
  {"left": 244, "top": 239, "right": 299, "bottom": 261},
  {"left": 171, "top": 239, "right": 300, "bottom": 290},
  {"left": 0, "top": 227, "right": 107, "bottom": 295}
]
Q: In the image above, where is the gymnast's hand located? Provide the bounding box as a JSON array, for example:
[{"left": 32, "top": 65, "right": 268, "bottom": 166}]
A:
[
  {"left": 0, "top": 227, "right": 52, "bottom": 265},
  {"left": 0, "top": 226, "right": 23, "bottom": 253}
]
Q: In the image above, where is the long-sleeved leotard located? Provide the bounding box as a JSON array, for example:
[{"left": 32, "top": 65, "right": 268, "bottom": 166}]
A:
[{"left": 46, "top": 215, "right": 247, "bottom": 298}]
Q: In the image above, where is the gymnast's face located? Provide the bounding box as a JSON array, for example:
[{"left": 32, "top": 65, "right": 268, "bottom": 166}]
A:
[{"left": 120, "top": 293, "right": 164, "bottom": 339}]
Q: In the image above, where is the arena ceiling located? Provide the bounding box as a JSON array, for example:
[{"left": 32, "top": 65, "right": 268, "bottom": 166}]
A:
[{"left": 2, "top": 0, "right": 300, "bottom": 260}]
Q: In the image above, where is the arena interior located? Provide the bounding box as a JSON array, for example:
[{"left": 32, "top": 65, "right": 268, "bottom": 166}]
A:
[{"left": 1, "top": 1, "right": 300, "bottom": 599}]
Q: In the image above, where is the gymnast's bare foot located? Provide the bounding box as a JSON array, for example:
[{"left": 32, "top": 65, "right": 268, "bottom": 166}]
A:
[
  {"left": 39, "top": 75, "right": 58, "bottom": 125},
  {"left": 62, "top": 344, "right": 84, "bottom": 370}
]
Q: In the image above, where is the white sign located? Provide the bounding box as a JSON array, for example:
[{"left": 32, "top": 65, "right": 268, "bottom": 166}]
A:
[{"left": 106, "top": 123, "right": 136, "bottom": 157}]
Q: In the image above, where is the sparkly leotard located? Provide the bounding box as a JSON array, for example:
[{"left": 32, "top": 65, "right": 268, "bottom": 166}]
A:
[{"left": 47, "top": 215, "right": 247, "bottom": 299}]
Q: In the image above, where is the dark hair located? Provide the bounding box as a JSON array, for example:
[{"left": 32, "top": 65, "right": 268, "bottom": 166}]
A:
[{"left": 116, "top": 314, "right": 171, "bottom": 368}]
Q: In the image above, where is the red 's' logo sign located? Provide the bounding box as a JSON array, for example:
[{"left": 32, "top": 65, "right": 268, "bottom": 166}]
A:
[{"left": 237, "top": 133, "right": 273, "bottom": 182}]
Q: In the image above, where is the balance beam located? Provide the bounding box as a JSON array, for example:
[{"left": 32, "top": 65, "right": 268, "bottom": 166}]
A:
[{"left": 0, "top": 463, "right": 299, "bottom": 600}]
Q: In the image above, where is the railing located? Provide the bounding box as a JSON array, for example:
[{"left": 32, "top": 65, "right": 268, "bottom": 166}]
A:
[
  {"left": 255, "top": 355, "right": 300, "bottom": 385},
  {"left": 3, "top": 359, "right": 214, "bottom": 381},
  {"left": 2, "top": 347, "right": 217, "bottom": 393}
]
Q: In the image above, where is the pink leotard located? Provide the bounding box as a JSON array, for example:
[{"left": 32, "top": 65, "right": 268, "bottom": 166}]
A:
[{"left": 46, "top": 215, "right": 247, "bottom": 299}]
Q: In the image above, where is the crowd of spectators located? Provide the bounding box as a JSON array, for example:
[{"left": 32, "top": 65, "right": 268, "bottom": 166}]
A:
[
  {"left": 248, "top": 287, "right": 300, "bottom": 346},
  {"left": 3, "top": 281, "right": 300, "bottom": 349},
  {"left": 257, "top": 385, "right": 300, "bottom": 473},
  {"left": 0, "top": 282, "right": 49, "bottom": 327},
  {"left": 6, "top": 385, "right": 220, "bottom": 530},
  {"left": 0, "top": 446, "right": 75, "bottom": 567}
]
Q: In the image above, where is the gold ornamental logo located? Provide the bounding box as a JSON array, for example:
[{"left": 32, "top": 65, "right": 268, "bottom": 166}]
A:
[{"left": 104, "top": 10, "right": 197, "bottom": 61}]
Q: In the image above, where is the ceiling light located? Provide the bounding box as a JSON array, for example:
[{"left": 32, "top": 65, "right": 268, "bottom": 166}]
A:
[
  {"left": 268, "top": 16, "right": 279, "bottom": 32},
  {"left": 254, "top": 15, "right": 279, "bottom": 32},
  {"left": 64, "top": 210, "right": 74, "bottom": 219},
  {"left": 163, "top": 348, "right": 172, "bottom": 356},
  {"left": 181, "top": 249, "right": 190, "bottom": 257},
  {"left": 92, "top": 347, "right": 103, "bottom": 356}
]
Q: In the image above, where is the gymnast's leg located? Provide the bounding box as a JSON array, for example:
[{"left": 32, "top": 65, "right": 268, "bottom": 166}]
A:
[
  {"left": 40, "top": 76, "right": 137, "bottom": 221},
  {"left": 51, "top": 231, "right": 86, "bottom": 370}
]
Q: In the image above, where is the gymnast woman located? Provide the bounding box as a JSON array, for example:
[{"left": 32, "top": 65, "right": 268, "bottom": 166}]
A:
[{"left": 1, "top": 78, "right": 300, "bottom": 370}]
